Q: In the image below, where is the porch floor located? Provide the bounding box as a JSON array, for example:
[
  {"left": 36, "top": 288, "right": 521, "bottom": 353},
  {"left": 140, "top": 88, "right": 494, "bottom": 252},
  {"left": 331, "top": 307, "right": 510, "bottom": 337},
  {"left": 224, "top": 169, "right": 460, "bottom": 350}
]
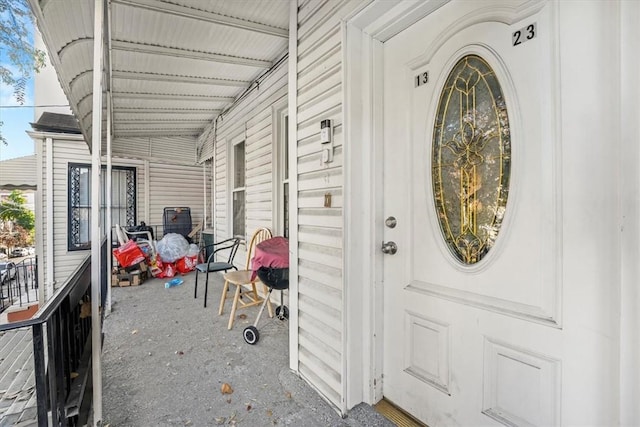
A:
[{"left": 102, "top": 271, "right": 392, "bottom": 427}]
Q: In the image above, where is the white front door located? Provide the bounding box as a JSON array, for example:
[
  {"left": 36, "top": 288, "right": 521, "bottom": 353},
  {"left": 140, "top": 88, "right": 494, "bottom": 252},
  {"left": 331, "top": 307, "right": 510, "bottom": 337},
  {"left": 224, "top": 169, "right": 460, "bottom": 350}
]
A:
[{"left": 381, "top": 1, "right": 608, "bottom": 425}]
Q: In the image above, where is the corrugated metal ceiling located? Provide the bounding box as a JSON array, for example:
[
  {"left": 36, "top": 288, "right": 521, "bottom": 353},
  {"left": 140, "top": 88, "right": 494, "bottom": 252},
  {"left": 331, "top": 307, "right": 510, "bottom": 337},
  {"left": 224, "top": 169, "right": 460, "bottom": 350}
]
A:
[{"left": 30, "top": 0, "right": 289, "bottom": 159}]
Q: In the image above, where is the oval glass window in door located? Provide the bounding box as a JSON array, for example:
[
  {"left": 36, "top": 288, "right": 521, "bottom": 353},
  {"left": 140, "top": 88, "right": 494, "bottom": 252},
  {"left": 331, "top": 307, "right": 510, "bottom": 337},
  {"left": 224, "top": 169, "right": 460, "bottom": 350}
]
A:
[{"left": 432, "top": 54, "right": 511, "bottom": 264}]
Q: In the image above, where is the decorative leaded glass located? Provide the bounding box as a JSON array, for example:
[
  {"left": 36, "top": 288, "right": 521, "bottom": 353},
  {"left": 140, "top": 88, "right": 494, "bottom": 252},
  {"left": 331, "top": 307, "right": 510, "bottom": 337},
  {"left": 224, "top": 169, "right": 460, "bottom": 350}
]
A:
[
  {"left": 125, "top": 169, "right": 136, "bottom": 226},
  {"left": 68, "top": 164, "right": 137, "bottom": 251},
  {"left": 432, "top": 55, "right": 511, "bottom": 264}
]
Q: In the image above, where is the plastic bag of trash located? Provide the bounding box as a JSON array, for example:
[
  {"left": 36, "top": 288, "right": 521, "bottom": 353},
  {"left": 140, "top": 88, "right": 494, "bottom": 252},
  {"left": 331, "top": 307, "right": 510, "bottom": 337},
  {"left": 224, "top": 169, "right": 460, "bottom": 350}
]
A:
[
  {"left": 156, "top": 233, "right": 189, "bottom": 263},
  {"left": 186, "top": 243, "right": 199, "bottom": 257}
]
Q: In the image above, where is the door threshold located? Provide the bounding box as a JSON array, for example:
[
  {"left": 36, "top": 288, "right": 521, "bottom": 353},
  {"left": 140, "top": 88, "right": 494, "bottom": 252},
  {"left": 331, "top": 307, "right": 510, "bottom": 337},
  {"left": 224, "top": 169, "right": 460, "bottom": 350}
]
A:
[{"left": 374, "top": 398, "right": 427, "bottom": 427}]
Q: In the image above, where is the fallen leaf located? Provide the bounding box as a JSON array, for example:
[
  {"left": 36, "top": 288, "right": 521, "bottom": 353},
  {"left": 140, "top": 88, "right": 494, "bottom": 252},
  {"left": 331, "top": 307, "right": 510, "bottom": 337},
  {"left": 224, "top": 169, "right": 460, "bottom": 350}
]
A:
[
  {"left": 246, "top": 404, "right": 252, "bottom": 411},
  {"left": 131, "top": 330, "right": 138, "bottom": 335},
  {"left": 214, "top": 417, "right": 225, "bottom": 425},
  {"left": 226, "top": 398, "right": 232, "bottom": 404},
  {"left": 184, "top": 421, "right": 192, "bottom": 426},
  {"left": 221, "top": 383, "right": 233, "bottom": 394},
  {"left": 284, "top": 391, "right": 292, "bottom": 399},
  {"left": 176, "top": 350, "right": 184, "bottom": 356},
  {"left": 238, "top": 314, "right": 247, "bottom": 320},
  {"left": 70, "top": 372, "right": 79, "bottom": 379},
  {"left": 266, "top": 409, "right": 273, "bottom": 417}
]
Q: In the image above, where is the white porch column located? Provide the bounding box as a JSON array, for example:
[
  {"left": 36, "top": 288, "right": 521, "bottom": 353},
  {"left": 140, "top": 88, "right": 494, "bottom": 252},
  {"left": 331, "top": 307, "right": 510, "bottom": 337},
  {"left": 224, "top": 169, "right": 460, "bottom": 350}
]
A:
[
  {"left": 105, "top": 92, "right": 112, "bottom": 314},
  {"left": 90, "top": 0, "right": 105, "bottom": 424},
  {"left": 287, "top": 0, "right": 299, "bottom": 373},
  {"left": 45, "top": 136, "right": 54, "bottom": 301}
]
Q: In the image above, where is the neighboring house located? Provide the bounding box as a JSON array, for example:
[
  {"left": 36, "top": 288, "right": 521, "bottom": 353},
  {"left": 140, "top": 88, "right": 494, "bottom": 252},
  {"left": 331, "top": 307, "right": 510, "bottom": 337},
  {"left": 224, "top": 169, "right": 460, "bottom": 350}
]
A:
[
  {"left": 28, "top": 112, "right": 210, "bottom": 297},
  {"left": 0, "top": 155, "right": 37, "bottom": 254},
  {"left": 28, "top": 1, "right": 640, "bottom": 426},
  {"left": 0, "top": 155, "right": 37, "bottom": 212},
  {"left": 0, "top": 154, "right": 37, "bottom": 194}
]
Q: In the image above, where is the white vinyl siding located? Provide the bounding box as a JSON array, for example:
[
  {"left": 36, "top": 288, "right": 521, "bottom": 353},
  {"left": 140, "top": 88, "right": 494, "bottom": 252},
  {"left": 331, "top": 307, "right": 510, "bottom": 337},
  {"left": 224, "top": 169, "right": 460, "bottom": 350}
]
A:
[
  {"left": 206, "top": 59, "right": 288, "bottom": 267},
  {"left": 147, "top": 161, "right": 208, "bottom": 239},
  {"left": 35, "top": 134, "right": 206, "bottom": 288},
  {"left": 294, "top": 0, "right": 366, "bottom": 408},
  {"left": 36, "top": 137, "right": 145, "bottom": 287}
]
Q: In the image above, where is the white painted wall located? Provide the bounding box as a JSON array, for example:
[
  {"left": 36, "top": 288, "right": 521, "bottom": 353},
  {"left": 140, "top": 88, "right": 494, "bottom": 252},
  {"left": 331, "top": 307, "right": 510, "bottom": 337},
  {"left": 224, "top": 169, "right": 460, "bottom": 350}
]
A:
[
  {"left": 34, "top": 30, "right": 72, "bottom": 121},
  {"left": 29, "top": 132, "right": 206, "bottom": 288}
]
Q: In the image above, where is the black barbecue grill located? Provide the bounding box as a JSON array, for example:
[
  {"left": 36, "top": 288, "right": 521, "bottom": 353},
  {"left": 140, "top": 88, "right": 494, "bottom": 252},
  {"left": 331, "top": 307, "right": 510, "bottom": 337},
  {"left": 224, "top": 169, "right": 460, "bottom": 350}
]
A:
[{"left": 242, "top": 266, "right": 289, "bottom": 345}]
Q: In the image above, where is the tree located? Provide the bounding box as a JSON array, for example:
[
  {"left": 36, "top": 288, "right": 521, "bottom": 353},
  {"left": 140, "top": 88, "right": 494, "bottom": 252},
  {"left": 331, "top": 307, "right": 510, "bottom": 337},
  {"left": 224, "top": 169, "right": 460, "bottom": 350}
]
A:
[
  {"left": 0, "top": 190, "right": 34, "bottom": 251},
  {"left": 0, "top": 0, "right": 46, "bottom": 145},
  {"left": 0, "top": 222, "right": 29, "bottom": 252}
]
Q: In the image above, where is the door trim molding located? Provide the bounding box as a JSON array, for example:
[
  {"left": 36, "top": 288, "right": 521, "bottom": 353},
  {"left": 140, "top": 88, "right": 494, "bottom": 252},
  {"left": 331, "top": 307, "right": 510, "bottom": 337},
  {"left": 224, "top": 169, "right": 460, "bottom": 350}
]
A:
[{"left": 343, "top": 0, "right": 452, "bottom": 410}]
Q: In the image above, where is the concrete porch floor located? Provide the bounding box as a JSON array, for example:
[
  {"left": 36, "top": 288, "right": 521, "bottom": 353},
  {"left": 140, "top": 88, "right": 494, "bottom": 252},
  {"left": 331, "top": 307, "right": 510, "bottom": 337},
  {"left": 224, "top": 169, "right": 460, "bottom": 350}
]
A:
[{"left": 102, "top": 270, "right": 393, "bottom": 426}]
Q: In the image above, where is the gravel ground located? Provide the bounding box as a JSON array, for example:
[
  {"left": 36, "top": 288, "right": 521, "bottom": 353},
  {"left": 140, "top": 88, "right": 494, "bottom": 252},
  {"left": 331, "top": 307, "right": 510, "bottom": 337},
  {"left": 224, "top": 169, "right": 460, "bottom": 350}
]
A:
[{"left": 101, "top": 272, "right": 393, "bottom": 427}]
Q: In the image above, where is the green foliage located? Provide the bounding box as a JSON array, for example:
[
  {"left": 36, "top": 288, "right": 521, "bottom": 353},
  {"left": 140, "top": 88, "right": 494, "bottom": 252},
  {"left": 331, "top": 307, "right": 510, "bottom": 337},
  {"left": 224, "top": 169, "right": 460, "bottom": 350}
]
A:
[
  {"left": 0, "top": 190, "right": 34, "bottom": 231},
  {"left": 0, "top": 190, "right": 34, "bottom": 249},
  {"left": 0, "top": 0, "right": 47, "bottom": 145}
]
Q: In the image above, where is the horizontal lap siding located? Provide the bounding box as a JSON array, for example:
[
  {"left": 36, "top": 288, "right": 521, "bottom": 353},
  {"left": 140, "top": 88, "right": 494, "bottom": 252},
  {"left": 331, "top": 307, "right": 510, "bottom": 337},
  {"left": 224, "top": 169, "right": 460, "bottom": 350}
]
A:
[
  {"left": 148, "top": 162, "right": 206, "bottom": 238},
  {"left": 51, "top": 140, "right": 93, "bottom": 286},
  {"left": 295, "top": 0, "right": 364, "bottom": 409},
  {"left": 39, "top": 141, "right": 50, "bottom": 289},
  {"left": 48, "top": 139, "right": 146, "bottom": 285},
  {"left": 211, "top": 61, "right": 288, "bottom": 270}
]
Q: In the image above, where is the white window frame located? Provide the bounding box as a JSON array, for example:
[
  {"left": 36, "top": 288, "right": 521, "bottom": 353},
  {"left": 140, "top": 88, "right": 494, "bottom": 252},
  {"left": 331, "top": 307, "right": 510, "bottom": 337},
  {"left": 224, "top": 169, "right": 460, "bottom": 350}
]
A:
[
  {"left": 228, "top": 133, "right": 246, "bottom": 239},
  {"left": 272, "top": 100, "right": 289, "bottom": 237}
]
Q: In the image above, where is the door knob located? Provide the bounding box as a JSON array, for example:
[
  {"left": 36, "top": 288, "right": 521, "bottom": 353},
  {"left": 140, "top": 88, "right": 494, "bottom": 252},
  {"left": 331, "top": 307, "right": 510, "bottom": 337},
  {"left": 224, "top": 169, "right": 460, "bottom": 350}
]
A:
[{"left": 381, "top": 241, "right": 397, "bottom": 255}]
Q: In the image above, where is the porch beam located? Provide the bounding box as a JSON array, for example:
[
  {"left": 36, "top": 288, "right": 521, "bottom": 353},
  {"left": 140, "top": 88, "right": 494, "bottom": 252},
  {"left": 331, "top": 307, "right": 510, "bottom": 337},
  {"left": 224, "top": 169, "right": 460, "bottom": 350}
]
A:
[
  {"left": 111, "top": 39, "right": 272, "bottom": 68},
  {"left": 112, "top": 0, "right": 288, "bottom": 38},
  {"left": 114, "top": 130, "right": 201, "bottom": 137},
  {"left": 115, "top": 119, "right": 210, "bottom": 124},
  {"left": 112, "top": 70, "right": 250, "bottom": 87},
  {"left": 114, "top": 92, "right": 234, "bottom": 102},
  {"left": 115, "top": 125, "right": 205, "bottom": 131},
  {"left": 113, "top": 107, "right": 221, "bottom": 115}
]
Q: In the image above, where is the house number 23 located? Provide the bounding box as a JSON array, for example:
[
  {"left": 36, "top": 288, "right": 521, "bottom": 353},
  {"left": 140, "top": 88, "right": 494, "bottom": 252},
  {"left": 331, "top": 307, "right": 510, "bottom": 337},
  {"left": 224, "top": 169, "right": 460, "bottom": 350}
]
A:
[{"left": 512, "top": 22, "right": 536, "bottom": 46}]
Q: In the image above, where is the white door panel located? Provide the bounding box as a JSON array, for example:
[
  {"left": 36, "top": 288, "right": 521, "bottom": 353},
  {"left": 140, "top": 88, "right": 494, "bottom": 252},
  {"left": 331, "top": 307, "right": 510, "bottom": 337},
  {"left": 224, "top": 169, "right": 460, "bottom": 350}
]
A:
[{"left": 382, "top": 1, "right": 564, "bottom": 425}]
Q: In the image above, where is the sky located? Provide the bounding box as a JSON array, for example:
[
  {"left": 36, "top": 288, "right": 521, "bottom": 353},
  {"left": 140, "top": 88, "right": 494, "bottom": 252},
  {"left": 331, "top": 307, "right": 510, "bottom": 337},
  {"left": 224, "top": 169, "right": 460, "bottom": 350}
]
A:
[
  {"left": 0, "top": 4, "right": 38, "bottom": 162},
  {"left": 0, "top": 74, "right": 35, "bottom": 161}
]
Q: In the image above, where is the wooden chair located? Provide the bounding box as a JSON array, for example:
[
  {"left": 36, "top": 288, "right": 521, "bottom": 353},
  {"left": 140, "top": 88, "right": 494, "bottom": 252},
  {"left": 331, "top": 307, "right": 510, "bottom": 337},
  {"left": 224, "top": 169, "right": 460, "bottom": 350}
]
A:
[
  {"left": 219, "top": 228, "right": 273, "bottom": 330},
  {"left": 194, "top": 237, "right": 241, "bottom": 308}
]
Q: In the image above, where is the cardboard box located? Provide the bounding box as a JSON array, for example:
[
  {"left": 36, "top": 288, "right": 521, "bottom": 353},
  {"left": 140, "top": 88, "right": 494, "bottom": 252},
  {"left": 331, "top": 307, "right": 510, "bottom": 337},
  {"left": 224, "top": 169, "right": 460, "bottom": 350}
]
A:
[
  {"left": 119, "top": 278, "right": 131, "bottom": 287},
  {"left": 111, "top": 274, "right": 119, "bottom": 287}
]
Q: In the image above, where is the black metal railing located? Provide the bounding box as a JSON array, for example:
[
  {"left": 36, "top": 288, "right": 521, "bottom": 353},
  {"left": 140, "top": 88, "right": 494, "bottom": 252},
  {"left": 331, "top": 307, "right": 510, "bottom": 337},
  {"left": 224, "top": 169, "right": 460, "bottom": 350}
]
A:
[
  {"left": 0, "top": 238, "right": 108, "bottom": 426},
  {"left": 0, "top": 257, "right": 39, "bottom": 313}
]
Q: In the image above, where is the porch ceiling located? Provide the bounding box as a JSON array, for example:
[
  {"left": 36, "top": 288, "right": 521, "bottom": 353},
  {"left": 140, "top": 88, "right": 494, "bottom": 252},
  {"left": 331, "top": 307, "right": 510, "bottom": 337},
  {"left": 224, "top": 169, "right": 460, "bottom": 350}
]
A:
[{"left": 29, "top": 0, "right": 289, "bottom": 156}]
